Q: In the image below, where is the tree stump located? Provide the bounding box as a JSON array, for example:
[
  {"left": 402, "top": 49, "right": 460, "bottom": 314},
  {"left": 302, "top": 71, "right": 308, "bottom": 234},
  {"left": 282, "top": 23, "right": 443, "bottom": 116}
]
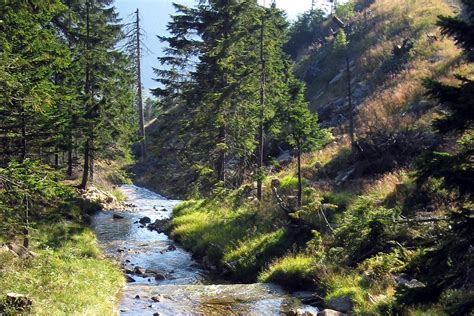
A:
[{"left": 5, "top": 293, "right": 32, "bottom": 311}]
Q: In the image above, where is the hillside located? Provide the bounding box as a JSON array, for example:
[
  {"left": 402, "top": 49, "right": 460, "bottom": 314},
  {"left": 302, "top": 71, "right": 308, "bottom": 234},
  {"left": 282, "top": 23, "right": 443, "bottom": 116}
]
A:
[
  {"left": 136, "top": 0, "right": 465, "bottom": 197},
  {"left": 136, "top": 0, "right": 473, "bottom": 314}
]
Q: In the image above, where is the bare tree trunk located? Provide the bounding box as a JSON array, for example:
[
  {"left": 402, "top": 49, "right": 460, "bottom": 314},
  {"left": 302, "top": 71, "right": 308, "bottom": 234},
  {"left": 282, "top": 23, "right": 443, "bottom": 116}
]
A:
[
  {"left": 89, "top": 136, "right": 94, "bottom": 181},
  {"left": 80, "top": 0, "right": 91, "bottom": 189},
  {"left": 257, "top": 12, "right": 266, "bottom": 201},
  {"left": 67, "top": 146, "right": 73, "bottom": 177},
  {"left": 54, "top": 152, "right": 59, "bottom": 168},
  {"left": 297, "top": 139, "right": 302, "bottom": 208},
  {"left": 80, "top": 138, "right": 90, "bottom": 189},
  {"left": 346, "top": 52, "right": 355, "bottom": 150},
  {"left": 136, "top": 9, "right": 146, "bottom": 159}
]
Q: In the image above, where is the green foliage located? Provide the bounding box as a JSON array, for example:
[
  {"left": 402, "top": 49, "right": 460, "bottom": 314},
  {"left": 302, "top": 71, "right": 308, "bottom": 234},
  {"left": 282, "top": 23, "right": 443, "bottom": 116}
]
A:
[
  {"left": 284, "top": 9, "right": 326, "bottom": 58},
  {"left": 279, "top": 175, "right": 299, "bottom": 191},
  {"left": 0, "top": 0, "right": 136, "bottom": 187},
  {"left": 333, "top": 29, "right": 348, "bottom": 52},
  {"left": 291, "top": 188, "right": 337, "bottom": 231},
  {"left": 335, "top": 2, "right": 355, "bottom": 21},
  {"left": 405, "top": 1, "right": 474, "bottom": 307},
  {"left": 334, "top": 190, "right": 401, "bottom": 263},
  {"left": 0, "top": 221, "right": 123, "bottom": 315},
  {"left": 153, "top": 1, "right": 320, "bottom": 189},
  {"left": 0, "top": 160, "right": 73, "bottom": 235},
  {"left": 223, "top": 229, "right": 289, "bottom": 281}
]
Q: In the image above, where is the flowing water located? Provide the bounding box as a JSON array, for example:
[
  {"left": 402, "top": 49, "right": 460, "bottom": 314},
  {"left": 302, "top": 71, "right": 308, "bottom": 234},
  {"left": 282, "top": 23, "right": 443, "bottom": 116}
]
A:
[{"left": 91, "top": 185, "right": 319, "bottom": 315}]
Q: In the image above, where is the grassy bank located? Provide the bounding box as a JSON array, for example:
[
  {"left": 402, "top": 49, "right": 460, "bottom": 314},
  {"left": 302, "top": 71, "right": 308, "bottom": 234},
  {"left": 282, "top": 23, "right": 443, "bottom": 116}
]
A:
[
  {"left": 0, "top": 220, "right": 124, "bottom": 315},
  {"left": 0, "top": 161, "right": 125, "bottom": 314},
  {"left": 169, "top": 138, "right": 472, "bottom": 314}
]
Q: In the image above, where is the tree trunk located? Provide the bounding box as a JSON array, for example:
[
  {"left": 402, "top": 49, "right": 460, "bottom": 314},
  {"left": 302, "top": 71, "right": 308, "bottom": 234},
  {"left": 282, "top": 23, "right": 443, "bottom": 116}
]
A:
[
  {"left": 257, "top": 12, "right": 266, "bottom": 201},
  {"left": 136, "top": 9, "right": 146, "bottom": 159},
  {"left": 67, "top": 147, "right": 73, "bottom": 177},
  {"left": 80, "top": 0, "right": 91, "bottom": 190},
  {"left": 217, "top": 125, "right": 226, "bottom": 183},
  {"left": 89, "top": 137, "right": 94, "bottom": 181},
  {"left": 346, "top": 53, "right": 355, "bottom": 150},
  {"left": 297, "top": 139, "right": 302, "bottom": 208},
  {"left": 80, "top": 138, "right": 90, "bottom": 189}
]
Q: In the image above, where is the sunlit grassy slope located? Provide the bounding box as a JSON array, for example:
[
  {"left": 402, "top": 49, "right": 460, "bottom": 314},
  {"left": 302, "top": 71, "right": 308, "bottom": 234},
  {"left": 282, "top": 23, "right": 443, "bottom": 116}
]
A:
[
  {"left": 0, "top": 210, "right": 124, "bottom": 315},
  {"left": 169, "top": 0, "right": 474, "bottom": 314}
]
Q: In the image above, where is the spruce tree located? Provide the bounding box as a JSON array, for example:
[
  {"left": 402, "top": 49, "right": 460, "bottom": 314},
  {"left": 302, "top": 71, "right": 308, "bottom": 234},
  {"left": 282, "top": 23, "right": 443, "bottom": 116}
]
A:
[
  {"left": 0, "top": 1, "right": 70, "bottom": 164},
  {"left": 279, "top": 80, "right": 327, "bottom": 207},
  {"left": 405, "top": 0, "right": 474, "bottom": 307}
]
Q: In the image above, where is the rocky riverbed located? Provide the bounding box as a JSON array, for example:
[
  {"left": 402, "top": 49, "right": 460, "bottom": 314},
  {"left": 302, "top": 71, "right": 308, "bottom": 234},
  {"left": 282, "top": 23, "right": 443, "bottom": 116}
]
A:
[{"left": 91, "top": 185, "right": 323, "bottom": 315}]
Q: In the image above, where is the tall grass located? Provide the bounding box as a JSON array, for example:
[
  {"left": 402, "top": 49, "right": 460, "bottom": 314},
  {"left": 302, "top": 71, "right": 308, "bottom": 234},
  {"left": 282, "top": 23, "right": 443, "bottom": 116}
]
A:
[{"left": 0, "top": 221, "right": 123, "bottom": 315}]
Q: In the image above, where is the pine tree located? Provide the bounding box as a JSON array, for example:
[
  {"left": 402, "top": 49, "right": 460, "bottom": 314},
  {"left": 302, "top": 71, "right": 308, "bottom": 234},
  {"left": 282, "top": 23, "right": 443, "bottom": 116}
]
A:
[
  {"left": 420, "top": 0, "right": 473, "bottom": 211},
  {"left": 0, "top": 1, "right": 70, "bottom": 164},
  {"left": 279, "top": 80, "right": 328, "bottom": 207},
  {"left": 404, "top": 0, "right": 474, "bottom": 307},
  {"left": 73, "top": 0, "right": 133, "bottom": 188}
]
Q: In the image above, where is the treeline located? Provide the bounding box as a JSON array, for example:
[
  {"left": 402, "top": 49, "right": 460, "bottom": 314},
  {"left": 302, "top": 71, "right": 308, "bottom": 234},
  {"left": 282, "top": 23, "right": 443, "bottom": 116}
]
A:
[
  {"left": 153, "top": 1, "right": 330, "bottom": 196},
  {"left": 0, "top": 0, "right": 137, "bottom": 189}
]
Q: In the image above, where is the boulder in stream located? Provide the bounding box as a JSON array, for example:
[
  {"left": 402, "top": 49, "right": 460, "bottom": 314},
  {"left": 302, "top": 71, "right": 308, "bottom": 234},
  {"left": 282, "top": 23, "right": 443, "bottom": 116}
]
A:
[
  {"left": 148, "top": 219, "right": 170, "bottom": 233},
  {"left": 134, "top": 266, "right": 146, "bottom": 275},
  {"left": 154, "top": 273, "right": 166, "bottom": 281},
  {"left": 113, "top": 214, "right": 124, "bottom": 219},
  {"left": 139, "top": 216, "right": 151, "bottom": 224}
]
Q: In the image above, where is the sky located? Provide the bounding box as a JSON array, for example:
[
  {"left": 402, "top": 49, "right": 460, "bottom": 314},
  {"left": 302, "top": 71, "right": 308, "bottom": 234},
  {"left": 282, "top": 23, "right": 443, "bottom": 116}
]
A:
[{"left": 114, "top": 0, "right": 316, "bottom": 93}]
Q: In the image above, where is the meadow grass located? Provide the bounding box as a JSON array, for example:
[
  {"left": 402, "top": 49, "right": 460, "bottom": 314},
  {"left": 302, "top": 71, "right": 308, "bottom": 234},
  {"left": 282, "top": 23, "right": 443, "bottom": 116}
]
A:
[
  {"left": 0, "top": 219, "right": 124, "bottom": 315},
  {"left": 258, "top": 254, "right": 317, "bottom": 290}
]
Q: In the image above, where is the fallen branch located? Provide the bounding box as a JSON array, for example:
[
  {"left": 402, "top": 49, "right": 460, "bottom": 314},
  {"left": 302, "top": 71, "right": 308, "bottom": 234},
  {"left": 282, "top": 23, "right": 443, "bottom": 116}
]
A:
[
  {"left": 271, "top": 187, "right": 293, "bottom": 214},
  {"left": 393, "top": 217, "right": 448, "bottom": 224}
]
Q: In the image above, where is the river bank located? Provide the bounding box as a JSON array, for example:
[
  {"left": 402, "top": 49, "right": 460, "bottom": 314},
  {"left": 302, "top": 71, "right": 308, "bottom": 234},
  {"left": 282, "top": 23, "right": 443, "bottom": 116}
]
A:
[
  {"left": 91, "top": 184, "right": 324, "bottom": 315},
  {"left": 0, "top": 197, "right": 124, "bottom": 314}
]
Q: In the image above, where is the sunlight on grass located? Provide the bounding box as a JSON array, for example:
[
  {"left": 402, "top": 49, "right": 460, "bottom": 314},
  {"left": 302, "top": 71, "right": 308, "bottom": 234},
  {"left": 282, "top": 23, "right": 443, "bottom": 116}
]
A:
[
  {"left": 258, "top": 254, "right": 317, "bottom": 290},
  {"left": 0, "top": 222, "right": 123, "bottom": 315}
]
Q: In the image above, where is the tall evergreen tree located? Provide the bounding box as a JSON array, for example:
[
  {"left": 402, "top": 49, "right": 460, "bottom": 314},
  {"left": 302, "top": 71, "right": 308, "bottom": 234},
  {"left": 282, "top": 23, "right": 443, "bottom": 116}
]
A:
[
  {"left": 405, "top": 0, "right": 474, "bottom": 307},
  {"left": 279, "top": 80, "right": 328, "bottom": 207},
  {"left": 0, "top": 1, "right": 70, "bottom": 164}
]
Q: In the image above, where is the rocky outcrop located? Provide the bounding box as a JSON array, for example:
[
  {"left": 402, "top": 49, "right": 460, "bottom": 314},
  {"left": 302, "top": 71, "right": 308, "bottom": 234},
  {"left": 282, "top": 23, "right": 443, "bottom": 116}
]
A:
[{"left": 79, "top": 186, "right": 135, "bottom": 212}]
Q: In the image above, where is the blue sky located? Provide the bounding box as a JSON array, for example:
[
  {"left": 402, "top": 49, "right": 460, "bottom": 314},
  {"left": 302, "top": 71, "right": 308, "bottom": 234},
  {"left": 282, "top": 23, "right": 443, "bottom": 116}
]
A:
[{"left": 114, "top": 0, "right": 316, "bottom": 93}]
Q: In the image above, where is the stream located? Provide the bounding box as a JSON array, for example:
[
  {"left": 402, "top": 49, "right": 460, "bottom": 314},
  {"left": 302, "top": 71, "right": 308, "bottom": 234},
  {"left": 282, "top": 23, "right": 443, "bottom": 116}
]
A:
[{"left": 91, "top": 184, "right": 320, "bottom": 315}]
